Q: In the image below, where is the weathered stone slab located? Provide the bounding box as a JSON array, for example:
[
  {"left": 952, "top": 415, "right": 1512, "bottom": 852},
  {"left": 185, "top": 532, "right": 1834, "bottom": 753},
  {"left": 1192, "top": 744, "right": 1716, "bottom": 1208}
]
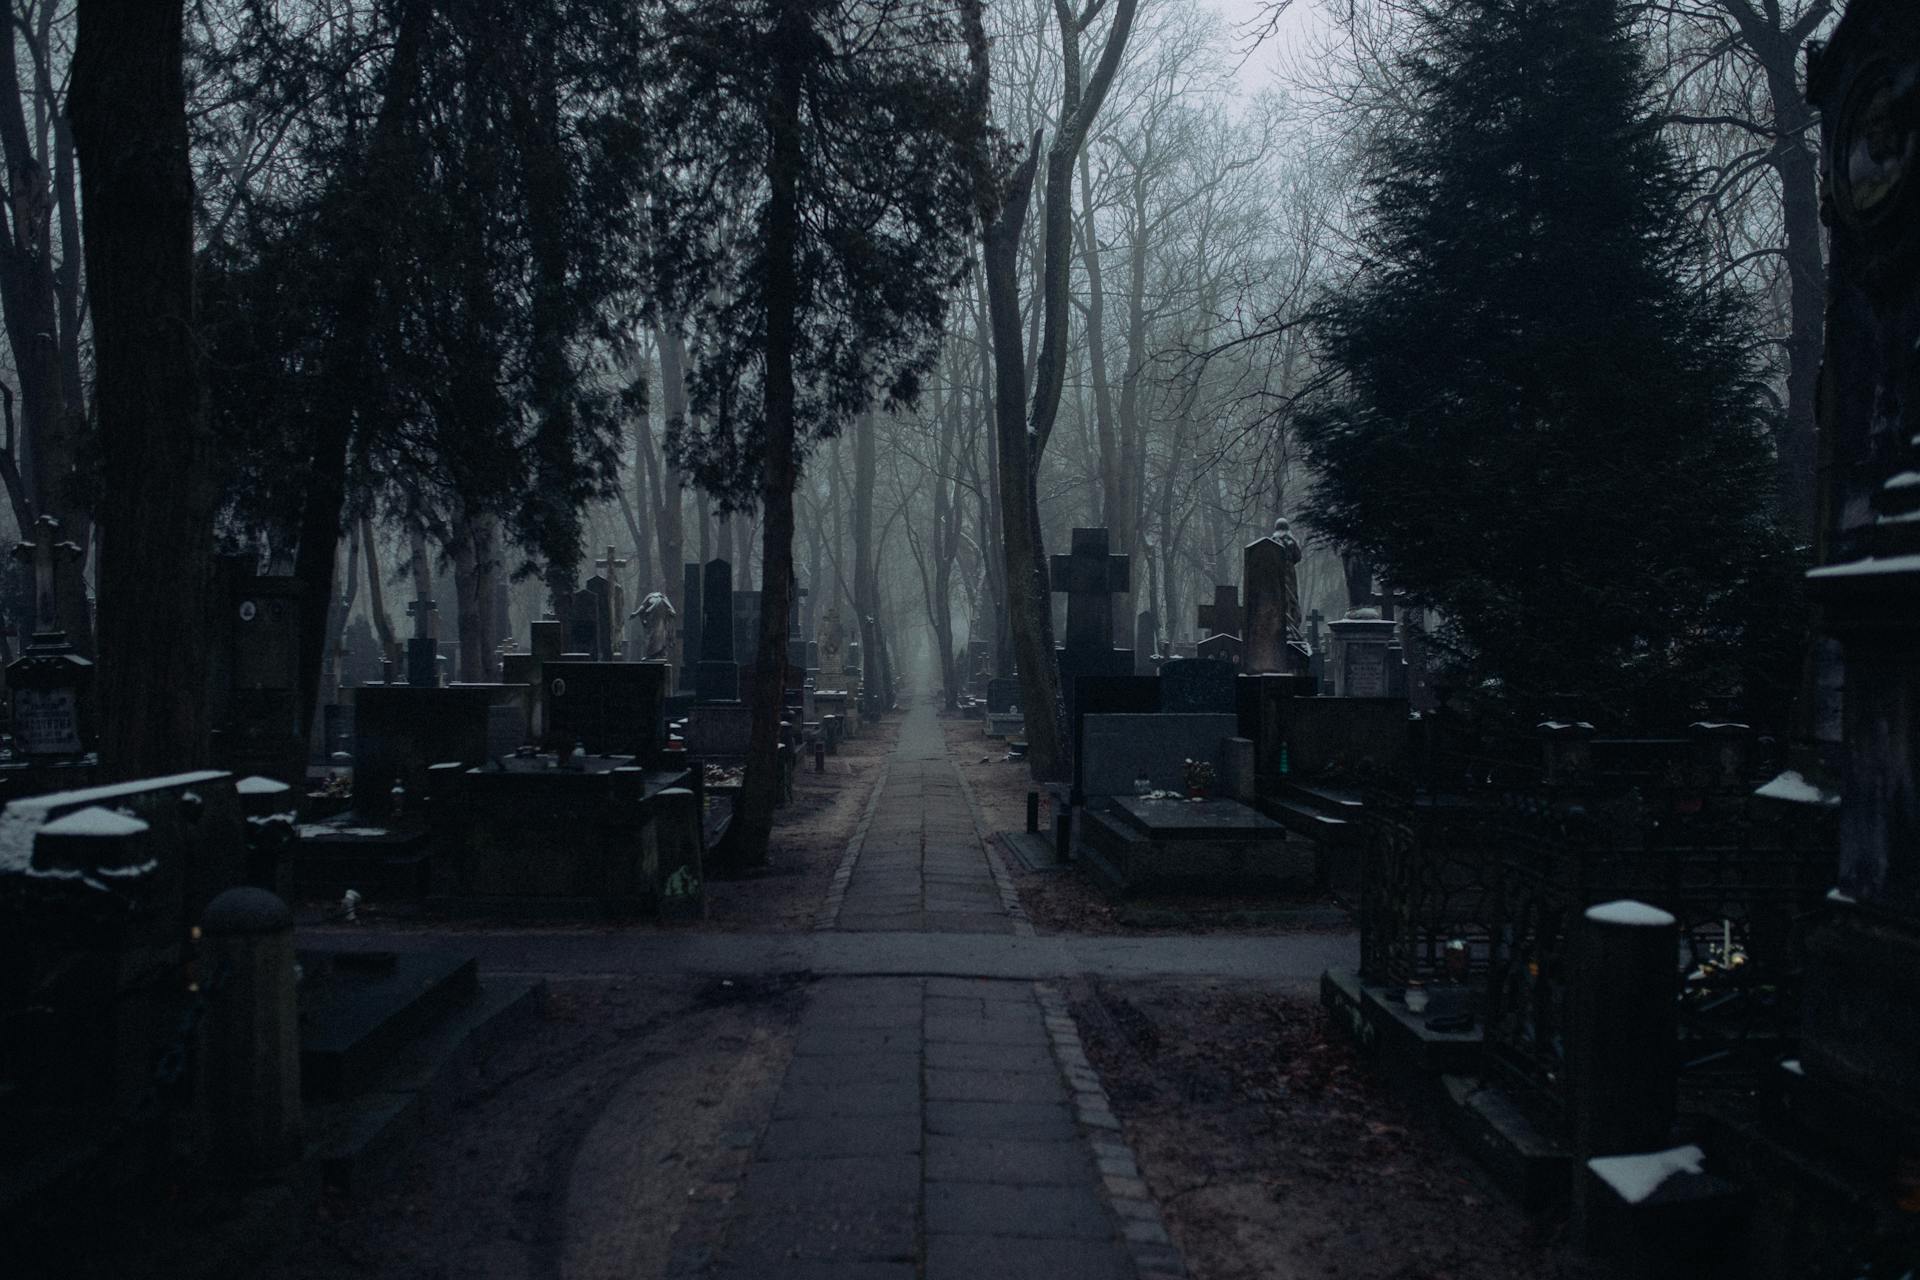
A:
[
  {"left": 1158, "top": 658, "right": 1237, "bottom": 714},
  {"left": 1079, "top": 712, "right": 1237, "bottom": 799}
]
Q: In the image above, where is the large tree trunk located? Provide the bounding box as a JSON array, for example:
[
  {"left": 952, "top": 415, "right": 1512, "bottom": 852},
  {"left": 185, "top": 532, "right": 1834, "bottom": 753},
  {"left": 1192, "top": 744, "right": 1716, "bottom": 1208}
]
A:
[
  {"left": 729, "top": 0, "right": 807, "bottom": 867},
  {"left": 852, "top": 411, "right": 884, "bottom": 714},
  {"left": 0, "top": 20, "right": 90, "bottom": 651},
  {"left": 361, "top": 513, "right": 398, "bottom": 666},
  {"left": 70, "top": 0, "right": 211, "bottom": 777}
]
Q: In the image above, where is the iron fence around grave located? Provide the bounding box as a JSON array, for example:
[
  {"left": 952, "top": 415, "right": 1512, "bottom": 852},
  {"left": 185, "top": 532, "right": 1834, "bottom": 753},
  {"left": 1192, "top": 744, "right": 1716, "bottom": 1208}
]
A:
[
  {"left": 1358, "top": 770, "right": 1836, "bottom": 1135},
  {"left": 1478, "top": 793, "right": 1835, "bottom": 1132}
]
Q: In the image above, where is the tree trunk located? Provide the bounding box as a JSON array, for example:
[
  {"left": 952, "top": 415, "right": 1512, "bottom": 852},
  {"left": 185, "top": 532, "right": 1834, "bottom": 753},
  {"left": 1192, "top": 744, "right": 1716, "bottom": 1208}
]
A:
[
  {"left": 729, "top": 0, "right": 807, "bottom": 867},
  {"left": 70, "top": 0, "right": 211, "bottom": 776},
  {"left": 653, "top": 322, "right": 690, "bottom": 611},
  {"left": 361, "top": 514, "right": 398, "bottom": 665},
  {"left": 852, "top": 411, "right": 882, "bottom": 714}
]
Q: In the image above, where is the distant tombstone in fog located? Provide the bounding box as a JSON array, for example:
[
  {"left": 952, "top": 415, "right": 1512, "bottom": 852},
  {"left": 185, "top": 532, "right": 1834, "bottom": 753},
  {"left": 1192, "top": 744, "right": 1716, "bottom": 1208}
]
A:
[{"left": 1244, "top": 518, "right": 1303, "bottom": 675}]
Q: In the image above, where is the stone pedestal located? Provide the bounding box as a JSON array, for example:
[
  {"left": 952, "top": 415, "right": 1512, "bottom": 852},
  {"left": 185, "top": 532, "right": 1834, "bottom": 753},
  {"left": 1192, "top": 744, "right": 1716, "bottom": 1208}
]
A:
[{"left": 1328, "top": 617, "right": 1399, "bottom": 697}]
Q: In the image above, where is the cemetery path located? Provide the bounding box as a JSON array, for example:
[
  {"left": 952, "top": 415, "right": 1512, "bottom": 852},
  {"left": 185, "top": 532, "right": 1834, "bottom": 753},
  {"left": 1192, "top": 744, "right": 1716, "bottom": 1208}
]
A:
[{"left": 825, "top": 698, "right": 1027, "bottom": 934}]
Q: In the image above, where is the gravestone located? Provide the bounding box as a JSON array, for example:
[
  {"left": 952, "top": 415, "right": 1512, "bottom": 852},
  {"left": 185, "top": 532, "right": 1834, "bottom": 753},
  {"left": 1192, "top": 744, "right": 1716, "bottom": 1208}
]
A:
[
  {"left": 1244, "top": 518, "right": 1304, "bottom": 674},
  {"left": 680, "top": 562, "right": 702, "bottom": 691},
  {"left": 406, "top": 593, "right": 440, "bottom": 686},
  {"left": 545, "top": 662, "right": 668, "bottom": 760},
  {"left": 591, "top": 546, "right": 628, "bottom": 658},
  {"left": 1196, "top": 583, "right": 1241, "bottom": 639},
  {"left": 817, "top": 603, "right": 847, "bottom": 683},
  {"left": 1196, "top": 631, "right": 1243, "bottom": 669},
  {"left": 731, "top": 590, "right": 762, "bottom": 672},
  {"left": 686, "top": 704, "right": 754, "bottom": 758},
  {"left": 1134, "top": 610, "right": 1159, "bottom": 676},
  {"left": 212, "top": 559, "right": 305, "bottom": 787},
  {"left": 986, "top": 677, "right": 1022, "bottom": 715},
  {"left": 6, "top": 516, "right": 94, "bottom": 760},
  {"left": 1052, "top": 529, "right": 1135, "bottom": 757},
  {"left": 695, "top": 559, "right": 739, "bottom": 703},
  {"left": 1160, "top": 658, "right": 1238, "bottom": 714},
  {"left": 354, "top": 685, "right": 519, "bottom": 819},
  {"left": 1078, "top": 711, "right": 1237, "bottom": 799},
  {"left": 567, "top": 586, "right": 608, "bottom": 661},
  {"left": 1329, "top": 613, "right": 1398, "bottom": 697},
  {"left": 1067, "top": 675, "right": 1163, "bottom": 800}
]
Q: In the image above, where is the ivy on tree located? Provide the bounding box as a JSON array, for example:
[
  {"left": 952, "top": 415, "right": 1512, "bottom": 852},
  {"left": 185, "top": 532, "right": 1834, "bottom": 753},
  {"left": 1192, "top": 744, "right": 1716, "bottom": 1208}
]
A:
[{"left": 1296, "top": 0, "right": 1800, "bottom": 728}]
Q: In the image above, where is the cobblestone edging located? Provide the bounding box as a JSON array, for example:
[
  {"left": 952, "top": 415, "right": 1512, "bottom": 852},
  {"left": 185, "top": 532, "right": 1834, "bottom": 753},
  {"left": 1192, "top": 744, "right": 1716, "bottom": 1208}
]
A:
[
  {"left": 813, "top": 757, "right": 892, "bottom": 931},
  {"left": 951, "top": 762, "right": 1035, "bottom": 938},
  {"left": 1035, "top": 982, "right": 1190, "bottom": 1280}
]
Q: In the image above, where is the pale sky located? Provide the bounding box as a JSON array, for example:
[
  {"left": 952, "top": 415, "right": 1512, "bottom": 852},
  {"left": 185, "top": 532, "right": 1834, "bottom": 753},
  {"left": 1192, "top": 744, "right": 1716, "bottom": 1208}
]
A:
[{"left": 1207, "top": 0, "right": 1337, "bottom": 104}]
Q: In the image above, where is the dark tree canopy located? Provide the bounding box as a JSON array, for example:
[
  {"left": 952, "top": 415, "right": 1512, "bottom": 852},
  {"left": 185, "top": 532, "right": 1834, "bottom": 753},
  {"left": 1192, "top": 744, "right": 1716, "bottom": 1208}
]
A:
[
  {"left": 638, "top": 0, "right": 989, "bottom": 505},
  {"left": 1297, "top": 0, "right": 1800, "bottom": 728}
]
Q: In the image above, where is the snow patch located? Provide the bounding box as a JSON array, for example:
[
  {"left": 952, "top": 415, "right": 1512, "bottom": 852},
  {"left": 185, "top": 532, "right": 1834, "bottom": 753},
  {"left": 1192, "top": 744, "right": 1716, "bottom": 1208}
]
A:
[
  {"left": 297, "top": 825, "right": 394, "bottom": 839},
  {"left": 1782, "top": 1058, "right": 1805, "bottom": 1077},
  {"left": 39, "top": 807, "right": 149, "bottom": 839},
  {"left": 1585, "top": 899, "right": 1676, "bottom": 928},
  {"left": 1808, "top": 552, "right": 1920, "bottom": 580},
  {"left": 1755, "top": 769, "right": 1841, "bottom": 807},
  {"left": 1827, "top": 886, "right": 1857, "bottom": 905},
  {"left": 236, "top": 776, "right": 292, "bottom": 796},
  {"left": 1587, "top": 1145, "right": 1705, "bottom": 1205}
]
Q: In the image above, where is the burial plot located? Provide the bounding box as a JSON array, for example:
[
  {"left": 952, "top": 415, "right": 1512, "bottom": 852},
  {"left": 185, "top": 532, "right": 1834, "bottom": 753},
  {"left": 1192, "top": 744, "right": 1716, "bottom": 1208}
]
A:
[
  {"left": 1066, "top": 674, "right": 1162, "bottom": 801},
  {"left": 353, "top": 684, "right": 521, "bottom": 819},
  {"left": 985, "top": 676, "right": 1024, "bottom": 739},
  {"left": 1074, "top": 710, "right": 1310, "bottom": 895}
]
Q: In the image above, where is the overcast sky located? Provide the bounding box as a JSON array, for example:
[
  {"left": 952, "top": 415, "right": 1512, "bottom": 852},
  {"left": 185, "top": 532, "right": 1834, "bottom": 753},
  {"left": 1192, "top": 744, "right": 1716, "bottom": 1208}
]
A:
[{"left": 1208, "top": 0, "right": 1336, "bottom": 102}]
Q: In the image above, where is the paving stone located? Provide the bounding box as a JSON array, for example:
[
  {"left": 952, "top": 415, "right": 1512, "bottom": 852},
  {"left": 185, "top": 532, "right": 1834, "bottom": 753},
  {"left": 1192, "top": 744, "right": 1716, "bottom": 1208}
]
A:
[
  {"left": 925, "top": 1100, "right": 1077, "bottom": 1141},
  {"left": 792, "top": 1025, "right": 920, "bottom": 1057},
  {"left": 717, "top": 1207, "right": 916, "bottom": 1266},
  {"left": 924, "top": 1015, "right": 1047, "bottom": 1047},
  {"left": 758, "top": 1113, "right": 922, "bottom": 1160},
  {"left": 926, "top": 977, "right": 1033, "bottom": 1002},
  {"left": 924, "top": 1135, "right": 1093, "bottom": 1185},
  {"left": 926, "top": 1181, "right": 1113, "bottom": 1238},
  {"left": 772, "top": 1078, "right": 920, "bottom": 1118},
  {"left": 925, "top": 1234, "right": 1133, "bottom": 1280},
  {"left": 925, "top": 1069, "right": 1064, "bottom": 1104},
  {"left": 926, "top": 1041, "right": 1057, "bottom": 1073},
  {"left": 784, "top": 1054, "right": 921, "bottom": 1089},
  {"left": 734, "top": 1155, "right": 920, "bottom": 1215}
]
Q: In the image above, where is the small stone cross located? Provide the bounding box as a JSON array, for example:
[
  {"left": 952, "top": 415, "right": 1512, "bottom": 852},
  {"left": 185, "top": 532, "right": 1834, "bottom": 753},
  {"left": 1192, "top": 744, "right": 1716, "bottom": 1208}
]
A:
[
  {"left": 407, "top": 594, "right": 437, "bottom": 640},
  {"left": 11, "top": 514, "right": 84, "bottom": 638},
  {"left": 594, "top": 545, "right": 629, "bottom": 580},
  {"left": 1049, "top": 528, "right": 1130, "bottom": 652},
  {"left": 1196, "top": 584, "right": 1241, "bottom": 638}
]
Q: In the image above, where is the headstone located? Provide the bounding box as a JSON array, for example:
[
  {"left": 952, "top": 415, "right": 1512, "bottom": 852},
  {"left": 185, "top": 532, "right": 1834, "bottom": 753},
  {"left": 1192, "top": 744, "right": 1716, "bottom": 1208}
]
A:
[
  {"left": 545, "top": 662, "right": 668, "bottom": 760},
  {"left": 1050, "top": 527, "right": 1131, "bottom": 657},
  {"left": 212, "top": 560, "right": 305, "bottom": 786},
  {"left": 1329, "top": 613, "right": 1398, "bottom": 697},
  {"left": 592, "top": 546, "right": 629, "bottom": 657},
  {"left": 1244, "top": 518, "right": 1304, "bottom": 674},
  {"left": 986, "top": 678, "right": 1022, "bottom": 715},
  {"left": 1159, "top": 658, "right": 1238, "bottom": 714},
  {"left": 680, "top": 562, "right": 702, "bottom": 691},
  {"left": 1196, "top": 583, "right": 1241, "bottom": 638},
  {"left": 1066, "top": 675, "right": 1163, "bottom": 800},
  {"left": 406, "top": 593, "right": 440, "bottom": 687},
  {"left": 1078, "top": 712, "right": 1238, "bottom": 799},
  {"left": 354, "top": 685, "right": 519, "bottom": 818},
  {"left": 695, "top": 559, "right": 738, "bottom": 703},
  {"left": 1196, "top": 631, "right": 1243, "bottom": 669},
  {"left": 6, "top": 516, "right": 93, "bottom": 759},
  {"left": 569, "top": 586, "right": 609, "bottom": 661},
  {"left": 1133, "top": 610, "right": 1159, "bottom": 676},
  {"left": 731, "top": 589, "right": 762, "bottom": 671},
  {"left": 686, "top": 704, "right": 754, "bottom": 758},
  {"left": 817, "top": 604, "right": 847, "bottom": 682}
]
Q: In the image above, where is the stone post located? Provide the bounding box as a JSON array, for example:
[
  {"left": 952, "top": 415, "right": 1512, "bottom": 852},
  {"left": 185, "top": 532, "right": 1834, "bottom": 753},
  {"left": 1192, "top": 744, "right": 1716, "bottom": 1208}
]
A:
[
  {"left": 202, "top": 886, "right": 303, "bottom": 1179},
  {"left": 1568, "top": 898, "right": 1678, "bottom": 1242}
]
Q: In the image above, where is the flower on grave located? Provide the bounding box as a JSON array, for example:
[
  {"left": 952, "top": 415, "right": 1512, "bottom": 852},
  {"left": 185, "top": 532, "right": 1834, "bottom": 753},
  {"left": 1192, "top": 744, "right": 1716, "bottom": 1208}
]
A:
[{"left": 1183, "top": 758, "right": 1215, "bottom": 793}]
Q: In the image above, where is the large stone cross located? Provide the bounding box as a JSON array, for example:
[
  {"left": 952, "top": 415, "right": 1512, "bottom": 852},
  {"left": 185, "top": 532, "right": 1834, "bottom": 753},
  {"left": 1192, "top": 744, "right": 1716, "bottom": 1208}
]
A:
[
  {"left": 1049, "top": 527, "right": 1129, "bottom": 652},
  {"left": 1196, "top": 583, "right": 1241, "bottom": 638},
  {"left": 11, "top": 514, "right": 83, "bottom": 638},
  {"left": 594, "top": 545, "right": 629, "bottom": 580}
]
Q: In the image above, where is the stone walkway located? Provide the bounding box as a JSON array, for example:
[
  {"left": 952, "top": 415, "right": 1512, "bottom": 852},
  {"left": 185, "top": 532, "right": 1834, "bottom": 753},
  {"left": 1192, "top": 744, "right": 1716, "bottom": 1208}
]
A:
[{"left": 669, "top": 701, "right": 1182, "bottom": 1279}]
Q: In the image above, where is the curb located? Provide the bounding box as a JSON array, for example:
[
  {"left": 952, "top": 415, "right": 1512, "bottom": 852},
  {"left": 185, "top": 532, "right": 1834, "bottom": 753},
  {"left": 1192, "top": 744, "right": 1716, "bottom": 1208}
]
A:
[
  {"left": 1034, "top": 981, "right": 1190, "bottom": 1280},
  {"left": 952, "top": 759, "right": 1035, "bottom": 938},
  {"left": 813, "top": 756, "right": 891, "bottom": 931}
]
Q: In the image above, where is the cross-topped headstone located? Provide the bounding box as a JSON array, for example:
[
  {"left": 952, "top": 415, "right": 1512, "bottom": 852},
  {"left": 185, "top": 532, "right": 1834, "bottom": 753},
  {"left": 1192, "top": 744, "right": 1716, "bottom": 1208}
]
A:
[
  {"left": 1049, "top": 527, "right": 1130, "bottom": 653},
  {"left": 12, "top": 514, "right": 84, "bottom": 640},
  {"left": 594, "top": 544, "right": 629, "bottom": 579},
  {"left": 406, "top": 594, "right": 437, "bottom": 640},
  {"left": 1196, "top": 584, "right": 1240, "bottom": 639}
]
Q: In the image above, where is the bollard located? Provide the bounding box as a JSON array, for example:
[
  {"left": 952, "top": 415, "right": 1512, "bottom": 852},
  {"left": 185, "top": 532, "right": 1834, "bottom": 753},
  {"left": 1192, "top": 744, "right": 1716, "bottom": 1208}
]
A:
[
  {"left": 1055, "top": 810, "right": 1073, "bottom": 863},
  {"left": 202, "top": 886, "right": 303, "bottom": 1179},
  {"left": 1568, "top": 898, "right": 1679, "bottom": 1245},
  {"left": 1026, "top": 790, "right": 1040, "bottom": 834}
]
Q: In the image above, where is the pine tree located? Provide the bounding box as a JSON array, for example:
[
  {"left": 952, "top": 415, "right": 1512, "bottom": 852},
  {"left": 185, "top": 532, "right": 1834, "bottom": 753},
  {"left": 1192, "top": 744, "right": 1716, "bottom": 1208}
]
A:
[{"left": 1297, "top": 0, "right": 1799, "bottom": 728}]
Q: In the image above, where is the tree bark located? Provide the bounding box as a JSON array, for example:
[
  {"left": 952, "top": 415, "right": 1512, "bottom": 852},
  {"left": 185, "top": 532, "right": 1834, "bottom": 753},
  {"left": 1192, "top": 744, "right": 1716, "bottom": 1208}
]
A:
[
  {"left": 653, "top": 322, "right": 690, "bottom": 610},
  {"left": 361, "top": 513, "right": 398, "bottom": 665},
  {"left": 729, "top": 0, "right": 808, "bottom": 867},
  {"left": 70, "top": 0, "right": 211, "bottom": 776}
]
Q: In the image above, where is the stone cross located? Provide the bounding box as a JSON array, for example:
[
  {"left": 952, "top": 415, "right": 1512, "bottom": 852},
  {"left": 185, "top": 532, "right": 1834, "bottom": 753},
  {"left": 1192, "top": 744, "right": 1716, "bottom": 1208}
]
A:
[
  {"left": 1196, "top": 584, "right": 1241, "bottom": 639},
  {"left": 1049, "top": 527, "right": 1130, "bottom": 653},
  {"left": 594, "top": 545, "right": 629, "bottom": 655},
  {"left": 406, "top": 594, "right": 437, "bottom": 640},
  {"left": 11, "top": 514, "right": 83, "bottom": 639}
]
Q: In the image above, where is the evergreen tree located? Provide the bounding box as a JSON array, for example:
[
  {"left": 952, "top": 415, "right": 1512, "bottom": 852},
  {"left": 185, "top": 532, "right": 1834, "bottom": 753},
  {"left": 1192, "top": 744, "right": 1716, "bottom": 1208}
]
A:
[{"left": 1296, "top": 0, "right": 1799, "bottom": 728}]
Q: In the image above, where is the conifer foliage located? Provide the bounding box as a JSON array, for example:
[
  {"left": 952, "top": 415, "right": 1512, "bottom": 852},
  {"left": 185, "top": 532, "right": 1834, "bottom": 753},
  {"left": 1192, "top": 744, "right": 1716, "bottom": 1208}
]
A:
[{"left": 1297, "top": 0, "right": 1799, "bottom": 726}]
